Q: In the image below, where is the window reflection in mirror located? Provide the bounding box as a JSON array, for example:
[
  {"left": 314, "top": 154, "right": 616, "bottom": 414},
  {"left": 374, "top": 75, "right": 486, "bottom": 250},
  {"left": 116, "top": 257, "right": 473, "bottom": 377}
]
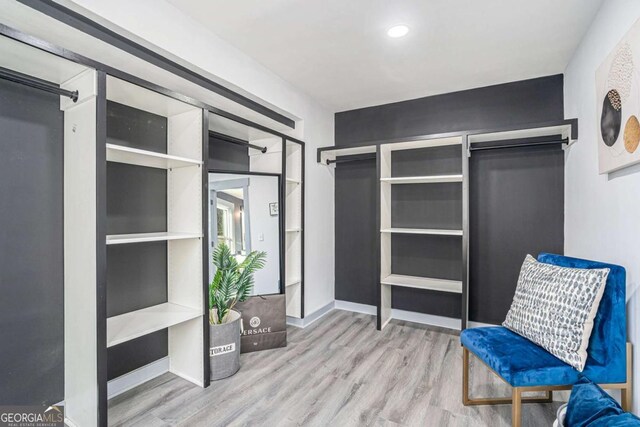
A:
[{"left": 209, "top": 173, "right": 281, "bottom": 296}]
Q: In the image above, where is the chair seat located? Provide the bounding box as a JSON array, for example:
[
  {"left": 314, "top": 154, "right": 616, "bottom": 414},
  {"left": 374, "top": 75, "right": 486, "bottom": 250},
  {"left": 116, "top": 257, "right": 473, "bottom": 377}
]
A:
[{"left": 461, "top": 326, "right": 581, "bottom": 387}]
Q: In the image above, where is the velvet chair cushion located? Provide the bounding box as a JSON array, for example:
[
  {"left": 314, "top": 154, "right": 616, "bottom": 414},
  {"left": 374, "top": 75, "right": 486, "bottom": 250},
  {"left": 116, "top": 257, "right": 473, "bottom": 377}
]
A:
[
  {"left": 460, "top": 253, "right": 627, "bottom": 387},
  {"left": 565, "top": 376, "right": 640, "bottom": 426},
  {"left": 461, "top": 326, "right": 580, "bottom": 387}
]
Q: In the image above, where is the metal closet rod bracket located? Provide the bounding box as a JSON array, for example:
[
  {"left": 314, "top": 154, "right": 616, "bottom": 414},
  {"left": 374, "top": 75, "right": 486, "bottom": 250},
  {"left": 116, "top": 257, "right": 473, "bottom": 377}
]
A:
[
  {"left": 469, "top": 137, "right": 569, "bottom": 152},
  {"left": 210, "top": 131, "right": 268, "bottom": 153},
  {"left": 0, "top": 67, "right": 78, "bottom": 102},
  {"left": 326, "top": 154, "right": 376, "bottom": 165}
]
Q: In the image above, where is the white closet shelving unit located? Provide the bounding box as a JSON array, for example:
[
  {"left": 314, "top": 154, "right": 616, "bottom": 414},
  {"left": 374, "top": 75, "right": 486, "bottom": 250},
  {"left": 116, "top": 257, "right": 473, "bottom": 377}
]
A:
[
  {"left": 63, "top": 73, "right": 210, "bottom": 426},
  {"left": 317, "top": 121, "right": 577, "bottom": 334},
  {"left": 285, "top": 140, "right": 304, "bottom": 317},
  {"left": 104, "top": 76, "right": 206, "bottom": 387},
  {"left": 379, "top": 136, "right": 466, "bottom": 330}
]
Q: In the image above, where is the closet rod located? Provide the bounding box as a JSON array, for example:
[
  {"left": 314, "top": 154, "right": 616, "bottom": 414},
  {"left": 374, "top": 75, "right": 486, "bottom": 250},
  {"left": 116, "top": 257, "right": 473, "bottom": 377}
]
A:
[
  {"left": 326, "top": 155, "right": 376, "bottom": 165},
  {"left": 210, "top": 131, "right": 267, "bottom": 153},
  {"left": 469, "top": 138, "right": 568, "bottom": 152},
  {"left": 0, "top": 68, "right": 78, "bottom": 102}
]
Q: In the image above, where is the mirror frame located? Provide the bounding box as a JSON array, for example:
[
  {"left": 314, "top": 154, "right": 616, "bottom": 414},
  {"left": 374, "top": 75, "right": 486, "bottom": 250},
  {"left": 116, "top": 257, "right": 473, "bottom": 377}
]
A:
[{"left": 208, "top": 169, "right": 285, "bottom": 295}]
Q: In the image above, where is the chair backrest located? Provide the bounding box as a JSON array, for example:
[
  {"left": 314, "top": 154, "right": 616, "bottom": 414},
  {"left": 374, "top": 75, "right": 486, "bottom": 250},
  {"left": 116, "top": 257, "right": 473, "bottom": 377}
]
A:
[{"left": 537, "top": 253, "right": 626, "bottom": 382}]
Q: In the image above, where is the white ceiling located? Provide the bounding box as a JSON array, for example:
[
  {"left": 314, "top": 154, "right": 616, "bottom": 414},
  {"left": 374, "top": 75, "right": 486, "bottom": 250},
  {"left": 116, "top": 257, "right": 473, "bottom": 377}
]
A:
[{"left": 167, "top": 0, "right": 604, "bottom": 112}]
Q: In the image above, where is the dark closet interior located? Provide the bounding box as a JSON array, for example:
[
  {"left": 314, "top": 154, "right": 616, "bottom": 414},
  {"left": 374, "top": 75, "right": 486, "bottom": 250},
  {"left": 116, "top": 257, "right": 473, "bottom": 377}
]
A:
[
  {"left": 106, "top": 101, "right": 169, "bottom": 380},
  {"left": 0, "top": 78, "right": 64, "bottom": 405},
  {"left": 333, "top": 75, "right": 566, "bottom": 324}
]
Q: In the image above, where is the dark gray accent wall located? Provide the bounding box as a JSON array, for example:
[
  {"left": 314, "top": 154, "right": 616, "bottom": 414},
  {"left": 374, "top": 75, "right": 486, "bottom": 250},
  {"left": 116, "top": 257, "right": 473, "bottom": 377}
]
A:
[
  {"left": 208, "top": 134, "right": 249, "bottom": 172},
  {"left": 106, "top": 242, "right": 168, "bottom": 317},
  {"left": 106, "top": 103, "right": 169, "bottom": 379},
  {"left": 335, "top": 75, "right": 564, "bottom": 145},
  {"left": 335, "top": 157, "right": 378, "bottom": 306},
  {"left": 107, "top": 163, "right": 167, "bottom": 234},
  {"left": 107, "top": 330, "right": 168, "bottom": 381},
  {"left": 107, "top": 101, "right": 166, "bottom": 153},
  {"left": 334, "top": 75, "right": 565, "bottom": 321},
  {"left": 469, "top": 144, "right": 564, "bottom": 324},
  {"left": 0, "top": 80, "right": 64, "bottom": 405}
]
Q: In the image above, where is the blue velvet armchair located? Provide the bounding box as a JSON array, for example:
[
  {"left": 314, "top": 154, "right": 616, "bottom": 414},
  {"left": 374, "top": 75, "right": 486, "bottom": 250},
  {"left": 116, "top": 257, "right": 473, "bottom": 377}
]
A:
[{"left": 460, "top": 253, "right": 632, "bottom": 427}]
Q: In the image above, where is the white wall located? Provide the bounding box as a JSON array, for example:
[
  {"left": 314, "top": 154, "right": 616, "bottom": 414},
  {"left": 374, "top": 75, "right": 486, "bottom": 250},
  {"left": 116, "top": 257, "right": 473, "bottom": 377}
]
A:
[
  {"left": 247, "top": 176, "right": 280, "bottom": 296},
  {"left": 564, "top": 0, "right": 640, "bottom": 412},
  {"left": 64, "top": 0, "right": 336, "bottom": 316}
]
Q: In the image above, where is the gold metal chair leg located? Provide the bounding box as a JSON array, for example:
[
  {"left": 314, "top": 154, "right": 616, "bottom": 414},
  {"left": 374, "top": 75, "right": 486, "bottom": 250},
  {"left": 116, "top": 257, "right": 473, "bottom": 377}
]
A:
[
  {"left": 621, "top": 342, "right": 633, "bottom": 411},
  {"left": 463, "top": 346, "right": 555, "bottom": 406},
  {"left": 463, "top": 346, "right": 470, "bottom": 405},
  {"left": 512, "top": 388, "right": 522, "bottom": 427}
]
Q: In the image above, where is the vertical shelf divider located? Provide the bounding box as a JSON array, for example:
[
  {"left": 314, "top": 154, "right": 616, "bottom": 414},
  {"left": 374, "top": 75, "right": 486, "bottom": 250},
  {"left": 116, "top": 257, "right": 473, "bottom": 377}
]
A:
[
  {"left": 378, "top": 136, "right": 465, "bottom": 330},
  {"left": 284, "top": 139, "right": 304, "bottom": 319}
]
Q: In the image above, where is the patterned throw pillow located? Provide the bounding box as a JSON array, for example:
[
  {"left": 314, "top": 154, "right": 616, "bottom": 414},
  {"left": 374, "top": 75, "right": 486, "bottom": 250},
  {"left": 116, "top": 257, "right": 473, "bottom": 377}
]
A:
[{"left": 503, "top": 255, "right": 610, "bottom": 371}]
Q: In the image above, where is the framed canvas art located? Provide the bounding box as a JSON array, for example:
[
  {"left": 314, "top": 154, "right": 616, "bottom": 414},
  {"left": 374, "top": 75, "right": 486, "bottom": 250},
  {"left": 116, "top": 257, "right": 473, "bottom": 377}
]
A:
[{"left": 596, "top": 18, "right": 640, "bottom": 174}]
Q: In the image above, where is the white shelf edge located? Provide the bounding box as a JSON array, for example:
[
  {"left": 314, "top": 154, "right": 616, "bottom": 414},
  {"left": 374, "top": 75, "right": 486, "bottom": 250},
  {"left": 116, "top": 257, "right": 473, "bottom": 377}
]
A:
[
  {"left": 106, "top": 143, "right": 203, "bottom": 169},
  {"left": 381, "top": 274, "right": 462, "bottom": 294},
  {"left": 107, "top": 302, "right": 203, "bottom": 348},
  {"left": 380, "top": 228, "right": 463, "bottom": 236},
  {"left": 285, "top": 278, "right": 301, "bottom": 287},
  {"left": 106, "top": 232, "right": 202, "bottom": 245},
  {"left": 286, "top": 228, "right": 302, "bottom": 233},
  {"left": 286, "top": 178, "right": 301, "bottom": 185},
  {"left": 383, "top": 136, "right": 462, "bottom": 152},
  {"left": 380, "top": 175, "right": 463, "bottom": 184}
]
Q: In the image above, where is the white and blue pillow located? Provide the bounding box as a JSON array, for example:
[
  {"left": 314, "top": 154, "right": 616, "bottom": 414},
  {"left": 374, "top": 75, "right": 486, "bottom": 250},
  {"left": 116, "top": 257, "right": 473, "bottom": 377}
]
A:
[{"left": 503, "top": 255, "right": 609, "bottom": 371}]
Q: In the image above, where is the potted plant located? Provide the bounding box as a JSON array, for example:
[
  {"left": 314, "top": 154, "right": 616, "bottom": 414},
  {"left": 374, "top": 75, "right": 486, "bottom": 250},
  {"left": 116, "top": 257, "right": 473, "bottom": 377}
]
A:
[{"left": 209, "top": 242, "right": 266, "bottom": 380}]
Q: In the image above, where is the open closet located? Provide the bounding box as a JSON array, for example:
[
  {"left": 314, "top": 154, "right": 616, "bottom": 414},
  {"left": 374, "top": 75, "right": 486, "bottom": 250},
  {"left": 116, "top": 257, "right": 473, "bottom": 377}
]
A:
[
  {"left": 208, "top": 114, "right": 305, "bottom": 320},
  {"left": 320, "top": 120, "right": 576, "bottom": 331}
]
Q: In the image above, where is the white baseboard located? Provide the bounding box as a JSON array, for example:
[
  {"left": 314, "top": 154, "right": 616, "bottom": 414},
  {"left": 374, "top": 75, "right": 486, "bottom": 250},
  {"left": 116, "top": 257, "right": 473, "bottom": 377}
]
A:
[
  {"left": 107, "top": 357, "right": 169, "bottom": 399},
  {"left": 392, "top": 308, "right": 462, "bottom": 330},
  {"left": 469, "top": 320, "right": 498, "bottom": 328},
  {"left": 334, "top": 300, "right": 497, "bottom": 331},
  {"left": 287, "top": 301, "right": 335, "bottom": 328},
  {"left": 64, "top": 417, "right": 79, "bottom": 427},
  {"left": 334, "top": 300, "right": 377, "bottom": 315}
]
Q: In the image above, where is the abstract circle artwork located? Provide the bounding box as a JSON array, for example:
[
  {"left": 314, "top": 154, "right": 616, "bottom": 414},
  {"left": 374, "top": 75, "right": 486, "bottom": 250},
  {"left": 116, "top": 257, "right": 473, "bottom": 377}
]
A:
[
  {"left": 596, "top": 25, "right": 640, "bottom": 173},
  {"left": 600, "top": 89, "right": 622, "bottom": 147},
  {"left": 624, "top": 115, "right": 640, "bottom": 153}
]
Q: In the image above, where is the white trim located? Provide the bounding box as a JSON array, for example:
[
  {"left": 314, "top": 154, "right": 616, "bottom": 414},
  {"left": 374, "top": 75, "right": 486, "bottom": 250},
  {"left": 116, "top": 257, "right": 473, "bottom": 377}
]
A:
[
  {"left": 286, "top": 301, "right": 335, "bottom": 328},
  {"left": 392, "top": 309, "right": 462, "bottom": 330},
  {"left": 107, "top": 357, "right": 169, "bottom": 399},
  {"left": 469, "top": 320, "right": 498, "bottom": 329},
  {"left": 334, "top": 300, "right": 377, "bottom": 315},
  {"left": 380, "top": 175, "right": 463, "bottom": 184},
  {"left": 64, "top": 417, "right": 79, "bottom": 427}
]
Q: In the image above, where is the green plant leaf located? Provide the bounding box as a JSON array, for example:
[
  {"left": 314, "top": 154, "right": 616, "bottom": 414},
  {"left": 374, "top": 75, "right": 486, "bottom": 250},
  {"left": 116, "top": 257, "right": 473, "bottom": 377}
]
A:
[{"left": 208, "top": 243, "right": 266, "bottom": 324}]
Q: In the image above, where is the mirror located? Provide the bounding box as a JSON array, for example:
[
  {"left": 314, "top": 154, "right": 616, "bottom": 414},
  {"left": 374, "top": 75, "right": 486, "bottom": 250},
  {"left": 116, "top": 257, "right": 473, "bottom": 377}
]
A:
[{"left": 208, "top": 172, "right": 282, "bottom": 295}]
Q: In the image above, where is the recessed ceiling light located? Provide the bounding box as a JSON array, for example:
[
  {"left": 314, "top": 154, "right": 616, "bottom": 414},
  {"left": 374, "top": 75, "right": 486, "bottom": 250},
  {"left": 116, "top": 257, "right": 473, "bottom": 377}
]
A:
[{"left": 387, "top": 25, "right": 409, "bottom": 38}]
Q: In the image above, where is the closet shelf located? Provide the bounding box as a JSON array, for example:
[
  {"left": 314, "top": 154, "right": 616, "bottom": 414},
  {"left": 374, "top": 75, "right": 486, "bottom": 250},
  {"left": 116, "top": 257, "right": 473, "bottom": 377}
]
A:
[
  {"left": 286, "top": 228, "right": 302, "bottom": 233},
  {"left": 381, "top": 274, "right": 462, "bottom": 293},
  {"left": 380, "top": 175, "right": 463, "bottom": 184},
  {"left": 380, "top": 228, "right": 463, "bottom": 236},
  {"left": 106, "top": 232, "right": 202, "bottom": 245},
  {"left": 107, "top": 302, "right": 203, "bottom": 347},
  {"left": 286, "top": 178, "right": 301, "bottom": 185},
  {"left": 106, "top": 144, "right": 203, "bottom": 169}
]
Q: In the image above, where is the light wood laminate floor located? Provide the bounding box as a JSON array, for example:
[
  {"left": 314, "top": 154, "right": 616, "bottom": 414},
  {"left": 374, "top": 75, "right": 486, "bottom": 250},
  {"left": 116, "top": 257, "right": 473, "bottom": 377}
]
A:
[{"left": 108, "top": 310, "right": 564, "bottom": 426}]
